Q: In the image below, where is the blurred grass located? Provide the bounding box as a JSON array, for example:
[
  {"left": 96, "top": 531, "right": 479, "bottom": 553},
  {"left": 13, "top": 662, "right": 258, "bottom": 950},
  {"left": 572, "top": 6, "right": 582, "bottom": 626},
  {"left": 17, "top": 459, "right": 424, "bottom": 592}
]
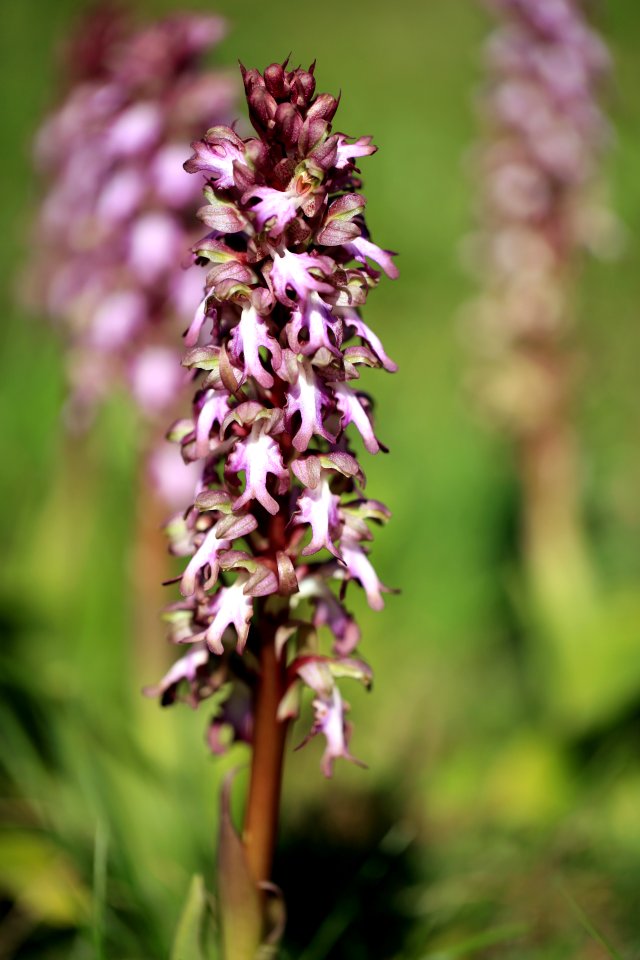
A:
[{"left": 2, "top": 0, "right": 640, "bottom": 957}]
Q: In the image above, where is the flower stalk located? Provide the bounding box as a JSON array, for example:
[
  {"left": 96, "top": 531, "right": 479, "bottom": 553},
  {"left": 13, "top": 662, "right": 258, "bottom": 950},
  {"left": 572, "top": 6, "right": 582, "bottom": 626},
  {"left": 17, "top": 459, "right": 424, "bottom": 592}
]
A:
[{"left": 243, "top": 613, "right": 288, "bottom": 885}]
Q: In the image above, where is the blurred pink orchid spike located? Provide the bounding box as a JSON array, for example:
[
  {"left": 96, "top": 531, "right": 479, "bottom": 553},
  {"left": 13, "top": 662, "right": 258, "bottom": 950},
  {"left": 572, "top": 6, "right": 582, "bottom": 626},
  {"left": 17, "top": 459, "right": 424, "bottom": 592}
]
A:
[
  {"left": 32, "top": 6, "right": 236, "bottom": 442},
  {"left": 463, "top": 0, "right": 618, "bottom": 630}
]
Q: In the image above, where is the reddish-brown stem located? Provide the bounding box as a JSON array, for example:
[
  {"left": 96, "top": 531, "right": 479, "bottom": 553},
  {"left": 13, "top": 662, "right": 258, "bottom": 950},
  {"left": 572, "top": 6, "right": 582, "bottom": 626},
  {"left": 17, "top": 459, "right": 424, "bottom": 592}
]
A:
[
  {"left": 242, "top": 616, "right": 288, "bottom": 885},
  {"left": 242, "top": 390, "right": 290, "bottom": 885}
]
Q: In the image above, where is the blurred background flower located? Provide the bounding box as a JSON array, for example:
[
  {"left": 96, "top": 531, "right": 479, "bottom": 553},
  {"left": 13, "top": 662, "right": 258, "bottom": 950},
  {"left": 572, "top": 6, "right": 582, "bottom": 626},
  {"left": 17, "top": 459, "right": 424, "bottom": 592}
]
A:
[
  {"left": 30, "top": 5, "right": 235, "bottom": 431},
  {"left": 2, "top": 1, "right": 640, "bottom": 958},
  {"left": 461, "top": 0, "right": 640, "bottom": 746}
]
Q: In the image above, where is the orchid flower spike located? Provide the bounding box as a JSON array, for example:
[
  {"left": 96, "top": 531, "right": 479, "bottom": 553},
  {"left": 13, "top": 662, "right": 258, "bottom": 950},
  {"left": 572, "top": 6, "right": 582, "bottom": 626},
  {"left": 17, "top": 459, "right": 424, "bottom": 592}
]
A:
[{"left": 146, "top": 58, "right": 398, "bottom": 778}]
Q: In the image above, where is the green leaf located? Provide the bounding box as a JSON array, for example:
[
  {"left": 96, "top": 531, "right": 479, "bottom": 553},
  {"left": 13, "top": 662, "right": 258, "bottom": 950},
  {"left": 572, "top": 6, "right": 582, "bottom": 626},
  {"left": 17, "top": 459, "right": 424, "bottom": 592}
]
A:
[
  {"left": 92, "top": 820, "right": 108, "bottom": 960},
  {"left": 218, "top": 772, "right": 263, "bottom": 960},
  {"left": 171, "top": 874, "right": 218, "bottom": 960},
  {"left": 560, "top": 883, "right": 624, "bottom": 960}
]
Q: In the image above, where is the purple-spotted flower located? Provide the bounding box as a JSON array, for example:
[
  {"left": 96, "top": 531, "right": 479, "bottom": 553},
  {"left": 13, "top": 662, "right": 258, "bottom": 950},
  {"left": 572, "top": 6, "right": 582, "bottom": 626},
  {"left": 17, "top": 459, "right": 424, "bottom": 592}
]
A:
[
  {"left": 32, "top": 8, "right": 236, "bottom": 430},
  {"left": 146, "top": 59, "right": 398, "bottom": 776}
]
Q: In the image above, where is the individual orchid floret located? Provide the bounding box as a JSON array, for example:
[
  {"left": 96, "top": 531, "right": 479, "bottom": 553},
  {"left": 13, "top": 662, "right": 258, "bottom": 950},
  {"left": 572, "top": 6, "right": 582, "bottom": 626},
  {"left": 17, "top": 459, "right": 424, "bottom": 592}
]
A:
[
  {"left": 294, "top": 573, "right": 361, "bottom": 655},
  {"left": 338, "top": 500, "right": 392, "bottom": 610},
  {"left": 270, "top": 250, "right": 334, "bottom": 307},
  {"left": 178, "top": 550, "right": 277, "bottom": 657},
  {"left": 244, "top": 186, "right": 303, "bottom": 235},
  {"left": 335, "top": 134, "right": 377, "bottom": 169},
  {"left": 181, "top": 526, "right": 232, "bottom": 597},
  {"left": 343, "top": 310, "right": 397, "bottom": 373},
  {"left": 142, "top": 642, "right": 212, "bottom": 706},
  {"left": 228, "top": 305, "right": 282, "bottom": 388},
  {"left": 184, "top": 126, "right": 247, "bottom": 188},
  {"left": 308, "top": 686, "right": 361, "bottom": 779},
  {"left": 292, "top": 453, "right": 364, "bottom": 559},
  {"left": 283, "top": 655, "right": 372, "bottom": 778},
  {"left": 227, "top": 422, "right": 289, "bottom": 515},
  {"left": 203, "top": 576, "right": 255, "bottom": 654},
  {"left": 148, "top": 59, "right": 398, "bottom": 788},
  {"left": 280, "top": 353, "right": 334, "bottom": 452},
  {"left": 295, "top": 473, "right": 342, "bottom": 558},
  {"left": 331, "top": 381, "right": 381, "bottom": 454},
  {"left": 194, "top": 389, "right": 231, "bottom": 459},
  {"left": 185, "top": 292, "right": 216, "bottom": 347},
  {"left": 287, "top": 293, "right": 343, "bottom": 358},
  {"left": 339, "top": 527, "right": 389, "bottom": 611},
  {"left": 343, "top": 236, "right": 400, "bottom": 280}
]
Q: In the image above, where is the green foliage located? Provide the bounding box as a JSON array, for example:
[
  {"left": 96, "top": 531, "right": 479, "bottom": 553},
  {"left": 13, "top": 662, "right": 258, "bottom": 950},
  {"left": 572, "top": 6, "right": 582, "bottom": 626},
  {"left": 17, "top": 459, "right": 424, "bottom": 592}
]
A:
[
  {"left": 171, "top": 875, "right": 218, "bottom": 960},
  {"left": 0, "top": 832, "right": 91, "bottom": 928},
  {"left": 217, "top": 777, "right": 263, "bottom": 960}
]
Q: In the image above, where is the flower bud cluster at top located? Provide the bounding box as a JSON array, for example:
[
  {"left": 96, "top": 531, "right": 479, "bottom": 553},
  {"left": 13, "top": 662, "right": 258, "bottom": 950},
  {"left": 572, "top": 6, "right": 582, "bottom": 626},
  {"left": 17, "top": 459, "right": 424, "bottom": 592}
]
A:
[
  {"left": 146, "top": 59, "right": 398, "bottom": 776},
  {"left": 463, "top": 0, "right": 614, "bottom": 434},
  {"left": 34, "top": 9, "right": 235, "bottom": 436}
]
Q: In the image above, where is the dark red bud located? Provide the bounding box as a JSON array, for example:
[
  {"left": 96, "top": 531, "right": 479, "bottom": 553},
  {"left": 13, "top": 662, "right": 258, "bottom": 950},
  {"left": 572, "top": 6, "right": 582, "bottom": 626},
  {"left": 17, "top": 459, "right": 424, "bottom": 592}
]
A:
[
  {"left": 292, "top": 69, "right": 316, "bottom": 106},
  {"left": 275, "top": 102, "right": 303, "bottom": 145},
  {"left": 240, "top": 63, "right": 264, "bottom": 94},
  {"left": 307, "top": 93, "right": 338, "bottom": 123},
  {"left": 248, "top": 86, "right": 278, "bottom": 132},
  {"left": 264, "top": 62, "right": 287, "bottom": 99}
]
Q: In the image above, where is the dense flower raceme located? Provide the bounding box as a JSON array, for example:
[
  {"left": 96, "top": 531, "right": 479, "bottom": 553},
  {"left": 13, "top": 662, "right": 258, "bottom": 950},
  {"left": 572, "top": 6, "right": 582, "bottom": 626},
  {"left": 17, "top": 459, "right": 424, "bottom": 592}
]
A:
[
  {"left": 463, "top": 0, "right": 615, "bottom": 433},
  {"left": 33, "top": 9, "right": 236, "bottom": 432},
  {"left": 145, "top": 60, "right": 398, "bottom": 776}
]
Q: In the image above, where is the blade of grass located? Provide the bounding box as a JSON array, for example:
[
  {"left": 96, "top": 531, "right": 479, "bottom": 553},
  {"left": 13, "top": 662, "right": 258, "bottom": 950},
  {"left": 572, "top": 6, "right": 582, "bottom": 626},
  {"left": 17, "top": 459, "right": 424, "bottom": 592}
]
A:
[
  {"left": 559, "top": 881, "right": 624, "bottom": 960},
  {"left": 92, "top": 819, "right": 109, "bottom": 960},
  {"left": 418, "top": 923, "right": 528, "bottom": 960}
]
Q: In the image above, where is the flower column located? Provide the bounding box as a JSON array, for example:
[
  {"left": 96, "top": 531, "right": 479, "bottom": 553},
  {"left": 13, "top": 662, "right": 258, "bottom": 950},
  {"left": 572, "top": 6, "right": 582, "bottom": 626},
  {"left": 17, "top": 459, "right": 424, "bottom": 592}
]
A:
[{"left": 146, "top": 59, "right": 398, "bottom": 888}]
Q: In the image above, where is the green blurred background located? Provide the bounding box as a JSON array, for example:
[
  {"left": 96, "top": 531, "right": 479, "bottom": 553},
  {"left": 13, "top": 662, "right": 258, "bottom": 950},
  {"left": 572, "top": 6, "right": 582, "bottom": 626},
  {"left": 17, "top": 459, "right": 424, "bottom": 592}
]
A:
[{"left": 2, "top": 1, "right": 640, "bottom": 957}]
